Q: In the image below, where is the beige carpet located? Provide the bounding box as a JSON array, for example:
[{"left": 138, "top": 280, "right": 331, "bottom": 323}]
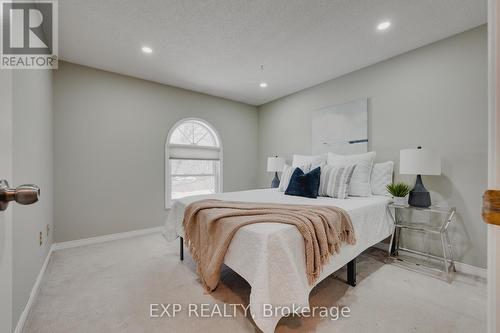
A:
[{"left": 23, "top": 234, "right": 486, "bottom": 333}]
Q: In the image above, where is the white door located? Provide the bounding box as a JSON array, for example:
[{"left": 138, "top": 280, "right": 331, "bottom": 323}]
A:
[
  {"left": 0, "top": 71, "right": 14, "bottom": 332},
  {"left": 488, "top": 0, "right": 500, "bottom": 331}
]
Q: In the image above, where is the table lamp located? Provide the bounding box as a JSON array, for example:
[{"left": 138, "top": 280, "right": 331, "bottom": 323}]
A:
[
  {"left": 267, "top": 156, "right": 285, "bottom": 188},
  {"left": 399, "top": 146, "right": 441, "bottom": 208}
]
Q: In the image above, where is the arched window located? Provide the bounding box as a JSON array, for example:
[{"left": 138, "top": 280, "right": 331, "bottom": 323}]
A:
[{"left": 165, "top": 118, "right": 222, "bottom": 207}]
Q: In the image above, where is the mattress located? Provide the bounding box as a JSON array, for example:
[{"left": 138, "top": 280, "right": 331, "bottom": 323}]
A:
[{"left": 163, "top": 188, "right": 393, "bottom": 332}]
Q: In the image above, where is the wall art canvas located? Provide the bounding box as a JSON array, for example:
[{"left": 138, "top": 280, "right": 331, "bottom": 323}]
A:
[{"left": 312, "top": 98, "right": 368, "bottom": 155}]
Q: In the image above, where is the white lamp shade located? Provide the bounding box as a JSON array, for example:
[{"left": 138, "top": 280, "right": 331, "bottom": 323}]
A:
[
  {"left": 267, "top": 157, "right": 285, "bottom": 172},
  {"left": 400, "top": 148, "right": 441, "bottom": 175}
]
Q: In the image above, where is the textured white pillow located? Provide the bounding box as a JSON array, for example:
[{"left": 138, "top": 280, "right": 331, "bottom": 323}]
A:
[
  {"left": 278, "top": 164, "right": 311, "bottom": 192},
  {"left": 327, "top": 151, "right": 376, "bottom": 197},
  {"left": 318, "top": 164, "right": 357, "bottom": 199},
  {"left": 292, "top": 154, "right": 326, "bottom": 170},
  {"left": 371, "top": 161, "right": 394, "bottom": 196}
]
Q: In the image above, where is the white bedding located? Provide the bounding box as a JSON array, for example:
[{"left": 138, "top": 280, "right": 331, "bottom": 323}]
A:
[{"left": 164, "top": 189, "right": 393, "bottom": 332}]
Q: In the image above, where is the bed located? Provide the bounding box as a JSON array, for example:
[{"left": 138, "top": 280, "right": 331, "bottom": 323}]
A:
[{"left": 163, "top": 188, "right": 393, "bottom": 332}]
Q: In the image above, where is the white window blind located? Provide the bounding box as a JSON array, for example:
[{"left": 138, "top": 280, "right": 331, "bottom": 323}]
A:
[
  {"left": 166, "top": 119, "right": 222, "bottom": 206},
  {"left": 168, "top": 144, "right": 221, "bottom": 160}
]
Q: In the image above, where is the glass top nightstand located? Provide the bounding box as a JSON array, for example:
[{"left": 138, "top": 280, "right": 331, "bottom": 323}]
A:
[{"left": 386, "top": 203, "right": 456, "bottom": 282}]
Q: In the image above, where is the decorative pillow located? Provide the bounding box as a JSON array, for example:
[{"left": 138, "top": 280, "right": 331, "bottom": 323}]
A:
[
  {"left": 318, "top": 164, "right": 357, "bottom": 199},
  {"left": 278, "top": 164, "right": 311, "bottom": 192},
  {"left": 285, "top": 167, "right": 321, "bottom": 199},
  {"left": 327, "top": 151, "right": 376, "bottom": 197},
  {"left": 292, "top": 154, "right": 326, "bottom": 170},
  {"left": 371, "top": 161, "right": 394, "bottom": 196}
]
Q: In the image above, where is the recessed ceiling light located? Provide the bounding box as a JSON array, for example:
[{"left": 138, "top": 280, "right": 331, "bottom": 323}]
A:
[
  {"left": 259, "top": 82, "right": 268, "bottom": 88},
  {"left": 142, "top": 46, "right": 153, "bottom": 54},
  {"left": 377, "top": 21, "right": 391, "bottom": 31}
]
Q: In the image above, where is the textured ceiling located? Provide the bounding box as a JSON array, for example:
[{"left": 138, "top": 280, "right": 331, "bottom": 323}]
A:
[{"left": 59, "top": 0, "right": 487, "bottom": 106}]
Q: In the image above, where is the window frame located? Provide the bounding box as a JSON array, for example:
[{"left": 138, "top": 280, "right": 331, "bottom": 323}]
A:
[{"left": 165, "top": 118, "right": 223, "bottom": 209}]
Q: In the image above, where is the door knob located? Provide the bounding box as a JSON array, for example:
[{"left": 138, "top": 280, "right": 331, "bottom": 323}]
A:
[{"left": 0, "top": 180, "right": 40, "bottom": 211}]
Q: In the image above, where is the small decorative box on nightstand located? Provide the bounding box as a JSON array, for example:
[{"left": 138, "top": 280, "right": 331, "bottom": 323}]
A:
[{"left": 386, "top": 203, "right": 456, "bottom": 282}]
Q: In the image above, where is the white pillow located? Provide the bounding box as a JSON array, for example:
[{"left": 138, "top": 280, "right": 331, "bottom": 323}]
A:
[
  {"left": 327, "top": 152, "right": 376, "bottom": 197},
  {"left": 292, "top": 154, "right": 326, "bottom": 170},
  {"left": 318, "top": 164, "right": 357, "bottom": 199},
  {"left": 371, "top": 161, "right": 394, "bottom": 196},
  {"left": 278, "top": 164, "right": 311, "bottom": 192}
]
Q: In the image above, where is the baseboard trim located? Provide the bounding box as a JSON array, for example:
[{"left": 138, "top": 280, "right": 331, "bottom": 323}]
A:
[
  {"left": 52, "top": 226, "right": 164, "bottom": 251},
  {"left": 371, "top": 242, "right": 487, "bottom": 279},
  {"left": 454, "top": 262, "right": 487, "bottom": 279},
  {"left": 14, "top": 246, "right": 53, "bottom": 333}
]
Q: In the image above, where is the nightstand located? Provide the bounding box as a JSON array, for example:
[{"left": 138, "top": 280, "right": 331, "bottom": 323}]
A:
[{"left": 387, "top": 203, "right": 456, "bottom": 282}]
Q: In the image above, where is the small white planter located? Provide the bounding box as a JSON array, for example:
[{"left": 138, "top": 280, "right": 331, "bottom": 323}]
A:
[{"left": 393, "top": 196, "right": 408, "bottom": 206}]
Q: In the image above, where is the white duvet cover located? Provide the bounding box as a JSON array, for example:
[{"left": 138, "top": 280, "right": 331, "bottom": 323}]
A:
[{"left": 164, "top": 189, "right": 393, "bottom": 332}]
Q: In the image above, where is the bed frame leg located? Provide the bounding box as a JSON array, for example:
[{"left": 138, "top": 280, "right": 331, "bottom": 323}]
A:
[
  {"left": 347, "top": 258, "right": 356, "bottom": 287},
  {"left": 180, "top": 236, "right": 184, "bottom": 261}
]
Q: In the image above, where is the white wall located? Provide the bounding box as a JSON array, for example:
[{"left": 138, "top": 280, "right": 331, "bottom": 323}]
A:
[
  {"left": 258, "top": 26, "right": 488, "bottom": 268},
  {"left": 11, "top": 70, "right": 54, "bottom": 326},
  {"left": 54, "top": 62, "right": 259, "bottom": 242}
]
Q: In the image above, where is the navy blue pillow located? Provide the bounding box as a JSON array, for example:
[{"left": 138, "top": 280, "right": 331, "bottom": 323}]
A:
[{"left": 285, "top": 167, "right": 321, "bottom": 199}]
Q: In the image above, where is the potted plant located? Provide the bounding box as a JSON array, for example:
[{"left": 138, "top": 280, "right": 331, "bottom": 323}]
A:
[{"left": 386, "top": 182, "right": 411, "bottom": 206}]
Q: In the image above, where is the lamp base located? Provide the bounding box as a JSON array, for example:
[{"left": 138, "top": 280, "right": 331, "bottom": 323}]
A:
[
  {"left": 271, "top": 172, "right": 280, "bottom": 188},
  {"left": 408, "top": 174, "right": 431, "bottom": 208}
]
